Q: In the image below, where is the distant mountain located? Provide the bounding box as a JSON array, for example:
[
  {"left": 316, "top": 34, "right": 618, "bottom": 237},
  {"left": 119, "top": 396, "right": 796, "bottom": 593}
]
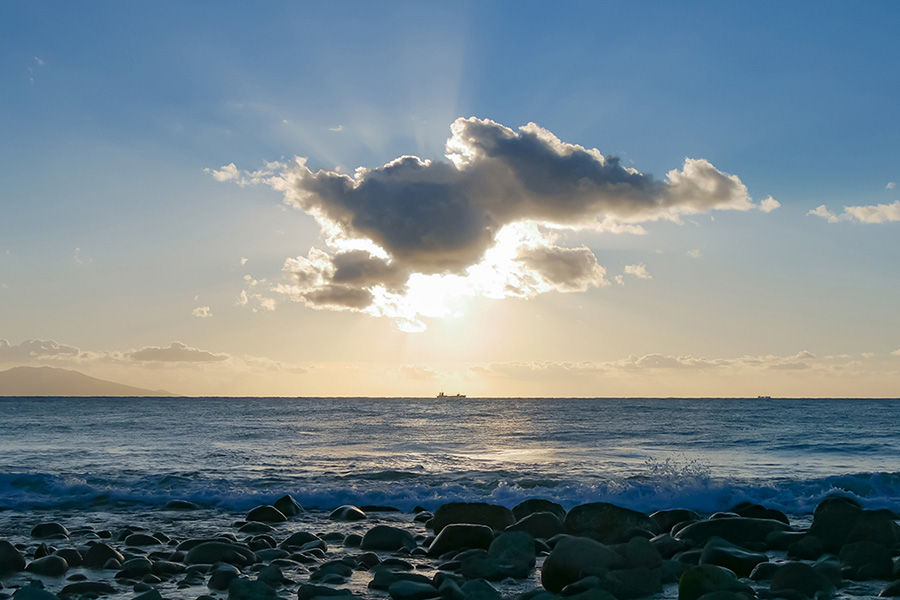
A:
[{"left": 0, "top": 366, "right": 174, "bottom": 397}]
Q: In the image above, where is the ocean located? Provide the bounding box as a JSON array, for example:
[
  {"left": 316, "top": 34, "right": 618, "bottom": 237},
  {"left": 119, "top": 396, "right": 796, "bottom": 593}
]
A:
[
  {"left": 2, "top": 396, "right": 898, "bottom": 517},
  {"left": 1, "top": 396, "right": 898, "bottom": 599}
]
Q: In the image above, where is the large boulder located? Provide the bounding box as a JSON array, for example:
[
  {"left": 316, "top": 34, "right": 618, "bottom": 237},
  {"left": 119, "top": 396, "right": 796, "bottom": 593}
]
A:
[
  {"left": 674, "top": 517, "right": 791, "bottom": 548},
  {"left": 361, "top": 525, "right": 417, "bottom": 552},
  {"left": 601, "top": 567, "right": 662, "bottom": 599},
  {"left": 25, "top": 555, "right": 68, "bottom": 577},
  {"left": 387, "top": 580, "right": 440, "bottom": 600},
  {"left": 30, "top": 523, "right": 69, "bottom": 539},
  {"left": 565, "top": 502, "right": 656, "bottom": 543},
  {"left": 185, "top": 541, "right": 257, "bottom": 566},
  {"left": 246, "top": 505, "right": 288, "bottom": 523},
  {"left": 81, "top": 542, "right": 124, "bottom": 569},
  {"left": 432, "top": 502, "right": 515, "bottom": 534},
  {"left": 460, "top": 531, "right": 536, "bottom": 580},
  {"left": 840, "top": 541, "right": 893, "bottom": 580},
  {"left": 507, "top": 512, "right": 565, "bottom": 540},
  {"left": 329, "top": 505, "right": 366, "bottom": 521},
  {"left": 541, "top": 536, "right": 622, "bottom": 593},
  {"left": 729, "top": 502, "right": 790, "bottom": 525},
  {"left": 427, "top": 523, "right": 494, "bottom": 557},
  {"left": 0, "top": 540, "right": 26, "bottom": 572},
  {"left": 698, "top": 537, "right": 768, "bottom": 578},
  {"left": 273, "top": 494, "right": 304, "bottom": 516},
  {"left": 650, "top": 509, "right": 701, "bottom": 534},
  {"left": 770, "top": 561, "right": 837, "bottom": 598},
  {"left": 513, "top": 499, "right": 566, "bottom": 521},
  {"left": 808, "top": 496, "right": 900, "bottom": 551},
  {"left": 12, "top": 583, "right": 60, "bottom": 600},
  {"left": 677, "top": 564, "right": 754, "bottom": 600}
]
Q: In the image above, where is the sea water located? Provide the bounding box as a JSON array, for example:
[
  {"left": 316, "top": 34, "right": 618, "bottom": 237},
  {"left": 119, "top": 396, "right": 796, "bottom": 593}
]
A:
[
  {"left": 1, "top": 397, "right": 899, "bottom": 599},
  {"left": 2, "top": 396, "right": 898, "bottom": 516}
]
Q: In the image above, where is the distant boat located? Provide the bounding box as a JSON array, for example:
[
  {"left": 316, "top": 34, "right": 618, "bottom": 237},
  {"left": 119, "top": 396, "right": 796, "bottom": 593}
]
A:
[
  {"left": 757, "top": 395, "right": 772, "bottom": 399},
  {"left": 437, "top": 392, "right": 466, "bottom": 398}
]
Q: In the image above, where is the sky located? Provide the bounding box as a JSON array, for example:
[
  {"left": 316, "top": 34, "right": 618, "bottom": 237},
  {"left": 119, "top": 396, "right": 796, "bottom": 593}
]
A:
[{"left": 1, "top": 1, "right": 899, "bottom": 397}]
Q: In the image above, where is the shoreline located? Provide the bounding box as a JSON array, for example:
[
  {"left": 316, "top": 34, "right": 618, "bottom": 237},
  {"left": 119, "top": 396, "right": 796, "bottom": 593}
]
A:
[{"left": 1, "top": 495, "right": 898, "bottom": 600}]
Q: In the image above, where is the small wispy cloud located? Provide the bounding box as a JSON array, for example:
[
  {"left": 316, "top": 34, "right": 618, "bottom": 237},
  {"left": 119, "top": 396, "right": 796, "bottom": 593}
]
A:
[
  {"left": 329, "top": 125, "right": 344, "bottom": 132},
  {"left": 758, "top": 196, "right": 781, "bottom": 213},
  {"left": 687, "top": 248, "right": 702, "bottom": 259},
  {"left": 887, "top": 182, "right": 896, "bottom": 190},
  {"left": 240, "top": 257, "right": 248, "bottom": 266},
  {"left": 809, "top": 201, "right": 900, "bottom": 224},
  {"left": 74, "top": 248, "right": 93, "bottom": 264},
  {"left": 624, "top": 263, "right": 652, "bottom": 279},
  {"left": 192, "top": 306, "right": 212, "bottom": 318}
]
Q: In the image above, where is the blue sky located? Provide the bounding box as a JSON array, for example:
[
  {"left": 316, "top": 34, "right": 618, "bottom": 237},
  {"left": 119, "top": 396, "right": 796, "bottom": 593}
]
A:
[{"left": 1, "top": 1, "right": 898, "bottom": 396}]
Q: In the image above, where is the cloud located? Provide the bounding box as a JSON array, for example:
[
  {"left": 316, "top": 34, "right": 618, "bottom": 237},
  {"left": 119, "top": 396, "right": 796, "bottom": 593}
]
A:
[
  {"left": 329, "top": 125, "right": 344, "bottom": 132},
  {"left": 809, "top": 201, "right": 900, "bottom": 224},
  {"left": 891, "top": 349, "right": 900, "bottom": 357},
  {"left": 213, "top": 117, "right": 773, "bottom": 329},
  {"left": 192, "top": 306, "right": 212, "bottom": 318},
  {"left": 887, "top": 182, "right": 896, "bottom": 190},
  {"left": 205, "top": 163, "right": 240, "bottom": 183},
  {"left": 687, "top": 248, "right": 702, "bottom": 259},
  {"left": 0, "top": 339, "right": 81, "bottom": 362},
  {"left": 240, "top": 257, "right": 248, "bottom": 266},
  {"left": 758, "top": 196, "right": 781, "bottom": 213},
  {"left": 516, "top": 245, "right": 608, "bottom": 292},
  {"left": 624, "top": 263, "right": 652, "bottom": 280},
  {"left": 128, "top": 341, "right": 228, "bottom": 363}
]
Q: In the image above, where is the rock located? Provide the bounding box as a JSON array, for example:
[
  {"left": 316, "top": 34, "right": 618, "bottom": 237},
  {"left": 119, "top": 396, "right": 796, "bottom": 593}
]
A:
[
  {"left": 208, "top": 564, "right": 241, "bottom": 590},
  {"left": 257, "top": 564, "right": 285, "bottom": 587},
  {"left": 432, "top": 502, "right": 515, "bottom": 534},
  {"left": 227, "top": 577, "right": 278, "bottom": 600},
  {"left": 151, "top": 560, "right": 185, "bottom": 576},
  {"left": 770, "top": 561, "right": 837, "bottom": 598},
  {"left": 273, "top": 494, "right": 303, "bottom": 516},
  {"left": 564, "top": 502, "right": 657, "bottom": 543},
  {"left": 361, "top": 526, "right": 417, "bottom": 551},
  {"left": 650, "top": 533, "right": 688, "bottom": 559},
  {"left": 239, "top": 522, "right": 276, "bottom": 535},
  {"left": 26, "top": 555, "right": 68, "bottom": 577},
  {"left": 297, "top": 583, "right": 354, "bottom": 600},
  {"left": 59, "top": 582, "right": 119, "bottom": 596},
  {"left": 506, "top": 512, "right": 565, "bottom": 540},
  {"left": 30, "top": 523, "right": 69, "bottom": 539},
  {"left": 116, "top": 557, "right": 152, "bottom": 579},
  {"left": 52, "top": 549, "right": 81, "bottom": 568},
  {"left": 840, "top": 541, "right": 893, "bottom": 580},
  {"left": 0, "top": 541, "right": 26, "bottom": 572},
  {"left": 81, "top": 542, "right": 125, "bottom": 569},
  {"left": 651, "top": 509, "right": 701, "bottom": 534},
  {"left": 677, "top": 564, "right": 754, "bottom": 600},
  {"left": 133, "top": 589, "right": 163, "bottom": 600},
  {"left": 309, "top": 560, "right": 353, "bottom": 583},
  {"left": 184, "top": 542, "right": 256, "bottom": 567},
  {"left": 165, "top": 499, "right": 198, "bottom": 510},
  {"left": 280, "top": 531, "right": 321, "bottom": 548},
  {"left": 513, "top": 499, "right": 566, "bottom": 522},
  {"left": 427, "top": 524, "right": 494, "bottom": 557},
  {"left": 729, "top": 502, "right": 790, "bottom": 525},
  {"left": 602, "top": 567, "right": 663, "bottom": 599},
  {"left": 124, "top": 533, "right": 162, "bottom": 546},
  {"left": 460, "top": 531, "right": 536, "bottom": 580},
  {"left": 329, "top": 505, "right": 366, "bottom": 521},
  {"left": 674, "top": 517, "right": 791, "bottom": 548},
  {"left": 786, "top": 534, "right": 824, "bottom": 560},
  {"left": 387, "top": 580, "right": 440, "bottom": 600},
  {"left": 246, "top": 505, "right": 287, "bottom": 523},
  {"left": 370, "top": 571, "right": 434, "bottom": 591},
  {"left": 460, "top": 578, "right": 501, "bottom": 600},
  {"left": 808, "top": 496, "right": 900, "bottom": 551},
  {"left": 541, "top": 536, "right": 622, "bottom": 593},
  {"left": 881, "top": 580, "right": 900, "bottom": 597},
  {"left": 12, "top": 584, "right": 60, "bottom": 600},
  {"left": 625, "top": 535, "right": 662, "bottom": 570},
  {"left": 698, "top": 537, "right": 768, "bottom": 578}
]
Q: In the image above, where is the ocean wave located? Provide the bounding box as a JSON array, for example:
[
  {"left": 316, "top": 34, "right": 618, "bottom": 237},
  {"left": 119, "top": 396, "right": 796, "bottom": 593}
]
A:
[{"left": 2, "top": 469, "right": 898, "bottom": 517}]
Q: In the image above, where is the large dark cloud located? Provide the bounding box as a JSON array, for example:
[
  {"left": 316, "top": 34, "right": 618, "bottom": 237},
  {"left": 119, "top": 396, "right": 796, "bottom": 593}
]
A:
[{"left": 221, "top": 117, "right": 770, "bottom": 327}]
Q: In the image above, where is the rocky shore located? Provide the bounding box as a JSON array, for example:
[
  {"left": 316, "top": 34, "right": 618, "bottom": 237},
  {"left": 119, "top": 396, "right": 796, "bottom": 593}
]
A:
[{"left": 1, "top": 495, "right": 899, "bottom": 600}]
